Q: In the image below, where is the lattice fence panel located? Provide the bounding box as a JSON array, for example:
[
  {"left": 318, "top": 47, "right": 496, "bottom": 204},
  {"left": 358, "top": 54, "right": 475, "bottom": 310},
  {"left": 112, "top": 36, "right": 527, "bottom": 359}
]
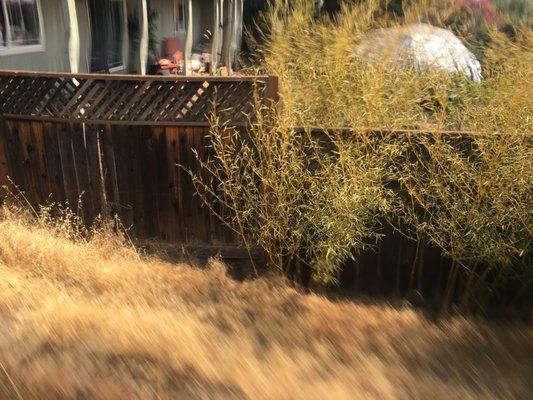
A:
[{"left": 0, "top": 72, "right": 276, "bottom": 125}]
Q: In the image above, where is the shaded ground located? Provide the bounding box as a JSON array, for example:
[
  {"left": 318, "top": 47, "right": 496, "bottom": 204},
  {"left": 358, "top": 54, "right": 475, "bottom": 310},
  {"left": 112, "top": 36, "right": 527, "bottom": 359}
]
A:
[{"left": 0, "top": 208, "right": 531, "bottom": 399}]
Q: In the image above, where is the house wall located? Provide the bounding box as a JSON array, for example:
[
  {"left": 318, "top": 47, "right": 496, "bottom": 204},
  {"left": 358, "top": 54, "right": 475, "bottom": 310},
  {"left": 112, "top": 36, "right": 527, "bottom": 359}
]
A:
[
  {"left": 0, "top": 0, "right": 70, "bottom": 71},
  {"left": 0, "top": 0, "right": 215, "bottom": 73}
]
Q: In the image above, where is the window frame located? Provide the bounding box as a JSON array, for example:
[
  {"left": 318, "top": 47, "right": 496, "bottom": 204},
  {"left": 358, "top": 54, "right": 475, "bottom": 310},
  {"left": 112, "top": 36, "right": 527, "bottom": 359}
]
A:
[
  {"left": 86, "top": 0, "right": 127, "bottom": 73},
  {"left": 107, "top": 0, "right": 127, "bottom": 72},
  {"left": 174, "top": 0, "right": 186, "bottom": 33},
  {"left": 0, "top": 0, "right": 45, "bottom": 56}
]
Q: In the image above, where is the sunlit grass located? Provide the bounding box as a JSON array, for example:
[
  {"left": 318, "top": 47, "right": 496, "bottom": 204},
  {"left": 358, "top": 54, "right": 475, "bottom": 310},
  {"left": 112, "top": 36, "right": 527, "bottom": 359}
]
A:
[{"left": 0, "top": 204, "right": 531, "bottom": 399}]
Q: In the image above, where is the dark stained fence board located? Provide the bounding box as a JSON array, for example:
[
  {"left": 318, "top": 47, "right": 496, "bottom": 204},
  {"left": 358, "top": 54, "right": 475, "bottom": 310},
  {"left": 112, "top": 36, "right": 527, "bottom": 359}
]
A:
[
  {"left": 4, "top": 120, "right": 32, "bottom": 205},
  {"left": 71, "top": 123, "right": 95, "bottom": 223},
  {"left": 0, "top": 118, "right": 10, "bottom": 191},
  {"left": 181, "top": 126, "right": 196, "bottom": 243},
  {"left": 84, "top": 125, "right": 106, "bottom": 219},
  {"left": 166, "top": 126, "right": 185, "bottom": 242},
  {"left": 42, "top": 122, "right": 67, "bottom": 204},
  {"left": 153, "top": 126, "right": 176, "bottom": 241},
  {"left": 0, "top": 118, "right": 25, "bottom": 195},
  {"left": 18, "top": 120, "right": 42, "bottom": 207},
  {"left": 110, "top": 125, "right": 134, "bottom": 230},
  {"left": 57, "top": 123, "right": 80, "bottom": 214},
  {"left": 29, "top": 121, "right": 53, "bottom": 204},
  {"left": 129, "top": 125, "right": 147, "bottom": 238},
  {"left": 139, "top": 125, "right": 160, "bottom": 238},
  {"left": 100, "top": 125, "right": 120, "bottom": 218},
  {"left": 192, "top": 126, "right": 208, "bottom": 243}
]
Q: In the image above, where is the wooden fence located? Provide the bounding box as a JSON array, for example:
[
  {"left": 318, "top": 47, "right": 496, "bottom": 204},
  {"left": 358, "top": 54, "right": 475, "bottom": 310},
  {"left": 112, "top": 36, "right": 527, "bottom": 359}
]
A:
[
  {"left": 0, "top": 70, "right": 478, "bottom": 295},
  {"left": 0, "top": 71, "right": 278, "bottom": 246},
  {"left": 1, "top": 70, "right": 528, "bottom": 313}
]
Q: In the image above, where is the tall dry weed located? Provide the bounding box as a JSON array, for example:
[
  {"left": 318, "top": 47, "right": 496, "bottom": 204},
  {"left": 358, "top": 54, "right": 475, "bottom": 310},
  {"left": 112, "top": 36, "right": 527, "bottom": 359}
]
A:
[
  {"left": 192, "top": 0, "right": 532, "bottom": 311},
  {"left": 0, "top": 204, "right": 531, "bottom": 398},
  {"left": 191, "top": 108, "right": 394, "bottom": 284}
]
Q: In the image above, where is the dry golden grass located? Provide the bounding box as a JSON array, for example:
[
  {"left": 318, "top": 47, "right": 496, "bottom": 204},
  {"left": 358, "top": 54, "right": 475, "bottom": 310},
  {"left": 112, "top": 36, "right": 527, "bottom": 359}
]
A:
[{"left": 0, "top": 206, "right": 531, "bottom": 399}]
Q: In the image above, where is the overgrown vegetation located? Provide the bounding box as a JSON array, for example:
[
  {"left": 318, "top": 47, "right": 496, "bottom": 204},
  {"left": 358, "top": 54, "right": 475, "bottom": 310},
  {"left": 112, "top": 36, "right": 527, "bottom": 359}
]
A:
[
  {"left": 192, "top": 0, "right": 532, "bottom": 313},
  {"left": 193, "top": 111, "right": 394, "bottom": 284},
  {"left": 0, "top": 204, "right": 531, "bottom": 399}
]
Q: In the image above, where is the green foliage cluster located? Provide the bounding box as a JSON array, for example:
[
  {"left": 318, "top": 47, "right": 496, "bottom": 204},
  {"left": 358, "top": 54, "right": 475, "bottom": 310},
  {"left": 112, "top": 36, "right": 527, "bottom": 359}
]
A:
[{"left": 193, "top": 0, "right": 532, "bottom": 312}]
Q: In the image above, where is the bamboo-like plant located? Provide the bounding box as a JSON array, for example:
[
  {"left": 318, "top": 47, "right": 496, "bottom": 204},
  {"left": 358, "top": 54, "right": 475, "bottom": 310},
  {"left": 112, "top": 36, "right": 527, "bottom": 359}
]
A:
[
  {"left": 190, "top": 0, "right": 532, "bottom": 312},
  {"left": 190, "top": 102, "right": 394, "bottom": 284}
]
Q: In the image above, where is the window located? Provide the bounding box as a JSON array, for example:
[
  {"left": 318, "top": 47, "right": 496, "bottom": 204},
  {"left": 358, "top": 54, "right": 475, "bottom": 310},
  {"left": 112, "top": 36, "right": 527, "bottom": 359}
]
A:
[
  {"left": 88, "top": 0, "right": 125, "bottom": 72},
  {"left": 0, "top": 0, "right": 44, "bottom": 54},
  {"left": 174, "top": 0, "right": 185, "bottom": 32},
  {"left": 108, "top": 0, "right": 125, "bottom": 70}
]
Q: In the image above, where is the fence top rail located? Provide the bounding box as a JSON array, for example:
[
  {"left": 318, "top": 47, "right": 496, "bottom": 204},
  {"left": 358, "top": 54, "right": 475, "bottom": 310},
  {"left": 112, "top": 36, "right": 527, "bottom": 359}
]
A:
[
  {"left": 0, "top": 69, "right": 272, "bottom": 83},
  {"left": 0, "top": 70, "right": 277, "bottom": 124},
  {"left": 295, "top": 126, "right": 532, "bottom": 138}
]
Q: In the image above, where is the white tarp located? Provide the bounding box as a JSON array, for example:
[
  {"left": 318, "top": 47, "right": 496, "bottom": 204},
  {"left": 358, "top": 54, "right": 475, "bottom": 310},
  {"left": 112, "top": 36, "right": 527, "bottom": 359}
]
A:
[{"left": 356, "top": 23, "right": 483, "bottom": 81}]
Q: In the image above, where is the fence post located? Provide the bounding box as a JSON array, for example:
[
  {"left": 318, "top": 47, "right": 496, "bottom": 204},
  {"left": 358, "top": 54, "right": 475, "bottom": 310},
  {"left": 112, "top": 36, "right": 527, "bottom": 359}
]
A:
[
  {"left": 262, "top": 76, "right": 279, "bottom": 125},
  {"left": 265, "top": 75, "right": 279, "bottom": 105},
  {"left": 0, "top": 115, "right": 10, "bottom": 195}
]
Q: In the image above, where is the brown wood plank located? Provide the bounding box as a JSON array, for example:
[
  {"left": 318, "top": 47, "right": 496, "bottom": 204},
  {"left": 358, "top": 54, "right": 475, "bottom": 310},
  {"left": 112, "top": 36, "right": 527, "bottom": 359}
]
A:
[
  {"left": 42, "top": 122, "right": 67, "bottom": 205},
  {"left": 140, "top": 125, "right": 160, "bottom": 238},
  {"left": 110, "top": 125, "right": 134, "bottom": 230},
  {"left": 204, "top": 126, "right": 222, "bottom": 244},
  {"left": 165, "top": 126, "right": 185, "bottom": 242},
  {"left": 202, "top": 126, "right": 223, "bottom": 244},
  {"left": 0, "top": 119, "right": 31, "bottom": 203},
  {"left": 29, "top": 121, "right": 53, "bottom": 204},
  {"left": 1, "top": 114, "right": 254, "bottom": 127},
  {"left": 0, "top": 118, "right": 11, "bottom": 193},
  {"left": 194, "top": 126, "right": 210, "bottom": 243},
  {"left": 70, "top": 123, "right": 95, "bottom": 225},
  {"left": 100, "top": 125, "right": 120, "bottom": 218},
  {"left": 179, "top": 126, "right": 195, "bottom": 243},
  {"left": 17, "top": 120, "right": 41, "bottom": 209},
  {"left": 153, "top": 126, "right": 175, "bottom": 241},
  {"left": 84, "top": 125, "right": 106, "bottom": 220},
  {"left": 129, "top": 125, "right": 147, "bottom": 238},
  {"left": 57, "top": 123, "right": 80, "bottom": 214},
  {"left": 221, "top": 127, "right": 238, "bottom": 245}
]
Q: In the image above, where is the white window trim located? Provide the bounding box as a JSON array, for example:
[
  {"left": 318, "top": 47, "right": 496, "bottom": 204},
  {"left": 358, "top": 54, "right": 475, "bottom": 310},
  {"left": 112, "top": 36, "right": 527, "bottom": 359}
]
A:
[
  {"left": 0, "top": 0, "right": 45, "bottom": 56},
  {"left": 109, "top": 64, "right": 125, "bottom": 73}
]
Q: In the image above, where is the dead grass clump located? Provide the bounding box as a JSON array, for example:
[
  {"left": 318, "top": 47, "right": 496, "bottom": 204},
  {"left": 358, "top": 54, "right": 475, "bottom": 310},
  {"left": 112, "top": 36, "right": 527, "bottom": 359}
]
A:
[{"left": 0, "top": 205, "right": 532, "bottom": 399}]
